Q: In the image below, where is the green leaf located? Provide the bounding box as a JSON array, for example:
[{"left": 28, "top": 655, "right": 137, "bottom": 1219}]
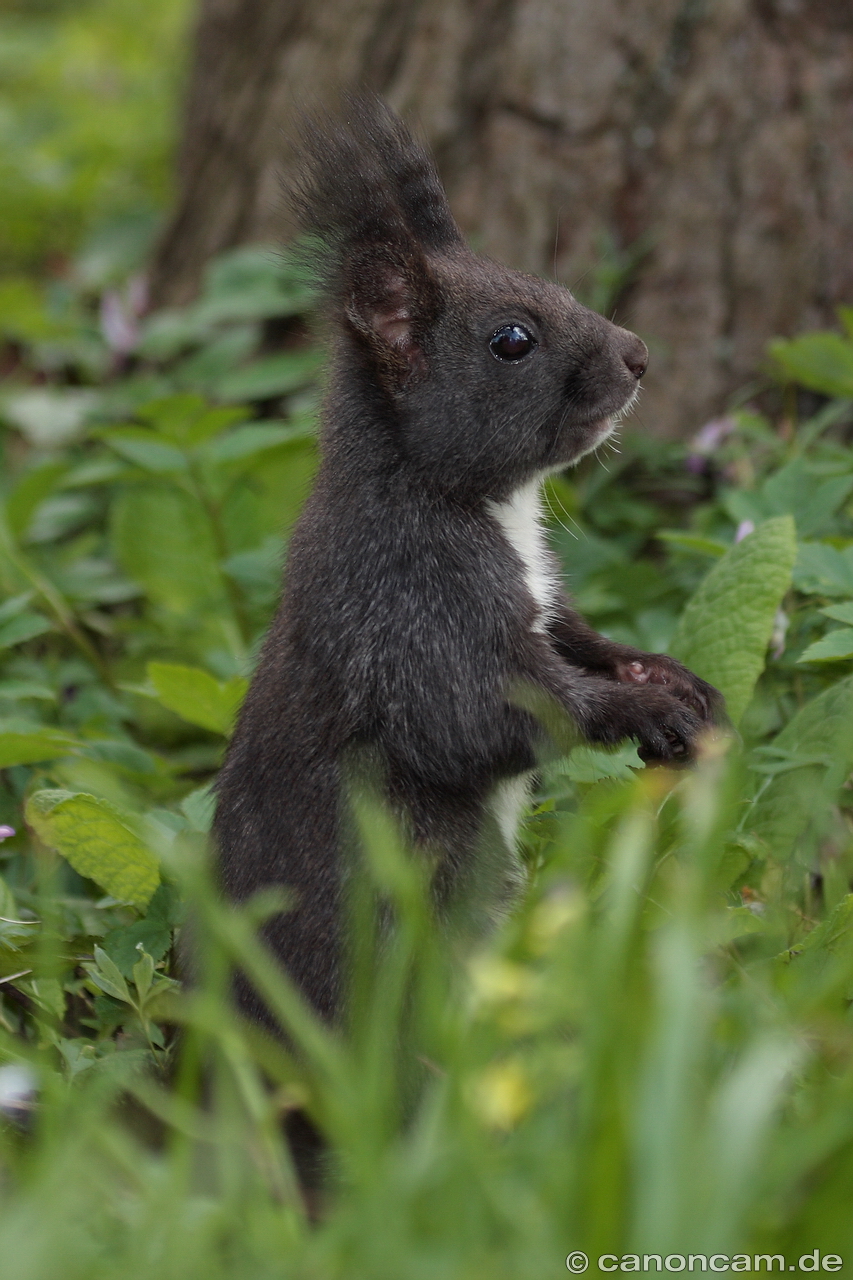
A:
[
  {"left": 173, "top": 327, "right": 257, "bottom": 391},
  {"left": 669, "top": 516, "right": 797, "bottom": 724},
  {"left": 821, "top": 600, "right": 853, "bottom": 625},
  {"left": 0, "top": 612, "right": 53, "bottom": 649},
  {"left": 797, "top": 627, "right": 853, "bottom": 664},
  {"left": 200, "top": 421, "right": 312, "bottom": 465},
  {"left": 0, "top": 681, "right": 54, "bottom": 701},
  {"left": 713, "top": 906, "right": 769, "bottom": 945},
  {"left": 747, "top": 677, "right": 853, "bottom": 860},
  {"left": 0, "top": 726, "right": 77, "bottom": 767},
  {"left": 656, "top": 531, "right": 728, "bottom": 558},
  {"left": 769, "top": 331, "right": 853, "bottom": 399},
  {"left": 0, "top": 593, "right": 35, "bottom": 624},
  {"left": 110, "top": 484, "right": 227, "bottom": 616},
  {"left": 79, "top": 740, "right": 159, "bottom": 774},
  {"left": 780, "top": 895, "right": 853, "bottom": 962},
  {"left": 5, "top": 460, "right": 68, "bottom": 538},
  {"left": 26, "top": 790, "right": 159, "bottom": 908},
  {"left": 212, "top": 351, "right": 323, "bottom": 403},
  {"left": 87, "top": 945, "right": 131, "bottom": 1003},
  {"left": 558, "top": 741, "right": 644, "bottom": 783},
  {"left": 132, "top": 394, "right": 244, "bottom": 444},
  {"left": 793, "top": 542, "right": 853, "bottom": 597},
  {"left": 100, "top": 428, "right": 188, "bottom": 474},
  {"left": 723, "top": 461, "right": 853, "bottom": 539},
  {"left": 180, "top": 784, "right": 216, "bottom": 833},
  {"left": 132, "top": 948, "right": 155, "bottom": 1002},
  {"left": 147, "top": 662, "right": 247, "bottom": 736},
  {"left": 101, "top": 884, "right": 180, "bottom": 977}
]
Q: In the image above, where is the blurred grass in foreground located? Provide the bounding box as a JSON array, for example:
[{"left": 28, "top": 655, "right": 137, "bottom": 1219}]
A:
[{"left": 2, "top": 747, "right": 853, "bottom": 1275}]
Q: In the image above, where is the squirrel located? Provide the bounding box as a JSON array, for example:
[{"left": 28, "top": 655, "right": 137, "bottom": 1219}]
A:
[{"left": 214, "top": 95, "right": 723, "bottom": 1027}]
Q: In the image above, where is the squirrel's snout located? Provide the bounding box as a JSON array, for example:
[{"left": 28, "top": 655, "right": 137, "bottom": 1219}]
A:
[{"left": 622, "top": 335, "right": 648, "bottom": 380}]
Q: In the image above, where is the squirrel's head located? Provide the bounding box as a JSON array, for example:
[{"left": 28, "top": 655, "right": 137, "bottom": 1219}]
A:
[{"left": 296, "top": 95, "right": 648, "bottom": 502}]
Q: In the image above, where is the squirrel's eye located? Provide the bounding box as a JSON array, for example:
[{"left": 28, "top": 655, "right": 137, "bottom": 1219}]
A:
[{"left": 489, "top": 323, "right": 537, "bottom": 362}]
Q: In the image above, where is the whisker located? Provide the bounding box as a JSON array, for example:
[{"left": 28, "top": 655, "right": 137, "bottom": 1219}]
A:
[{"left": 542, "top": 480, "right": 578, "bottom": 540}]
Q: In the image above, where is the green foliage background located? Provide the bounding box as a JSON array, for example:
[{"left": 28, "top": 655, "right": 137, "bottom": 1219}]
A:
[
  {"left": 0, "top": 0, "right": 191, "bottom": 277},
  {"left": 3, "top": 5, "right": 853, "bottom": 1275}
]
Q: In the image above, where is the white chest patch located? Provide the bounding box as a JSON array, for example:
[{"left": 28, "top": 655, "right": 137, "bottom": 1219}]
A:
[{"left": 487, "top": 478, "right": 560, "bottom": 632}]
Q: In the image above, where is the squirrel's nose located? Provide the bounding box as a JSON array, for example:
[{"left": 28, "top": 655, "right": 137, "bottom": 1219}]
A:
[{"left": 623, "top": 337, "right": 649, "bottom": 380}]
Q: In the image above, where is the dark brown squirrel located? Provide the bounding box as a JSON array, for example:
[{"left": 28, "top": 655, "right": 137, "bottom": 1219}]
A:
[{"left": 214, "top": 95, "right": 724, "bottom": 1027}]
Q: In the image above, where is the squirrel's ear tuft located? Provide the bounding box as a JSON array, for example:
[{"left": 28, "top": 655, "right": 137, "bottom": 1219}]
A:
[{"left": 291, "top": 93, "right": 458, "bottom": 384}]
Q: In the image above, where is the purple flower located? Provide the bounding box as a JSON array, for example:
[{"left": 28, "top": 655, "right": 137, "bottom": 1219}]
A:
[
  {"left": 99, "top": 275, "right": 147, "bottom": 356},
  {"left": 685, "top": 416, "right": 737, "bottom": 473},
  {"left": 735, "top": 520, "right": 755, "bottom": 544},
  {"left": 0, "top": 826, "right": 16, "bottom": 841},
  {"left": 691, "top": 416, "right": 737, "bottom": 454},
  {"left": 100, "top": 291, "right": 139, "bottom": 355}
]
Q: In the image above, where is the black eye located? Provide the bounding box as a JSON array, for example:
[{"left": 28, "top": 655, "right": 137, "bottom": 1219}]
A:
[{"left": 489, "top": 323, "right": 537, "bottom": 362}]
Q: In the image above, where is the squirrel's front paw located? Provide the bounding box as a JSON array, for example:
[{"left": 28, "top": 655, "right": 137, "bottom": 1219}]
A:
[
  {"left": 583, "top": 681, "right": 705, "bottom": 765},
  {"left": 634, "top": 695, "right": 703, "bottom": 765},
  {"left": 614, "top": 654, "right": 723, "bottom": 725}
]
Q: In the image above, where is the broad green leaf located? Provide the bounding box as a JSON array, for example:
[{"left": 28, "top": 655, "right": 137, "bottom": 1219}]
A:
[
  {"left": 212, "top": 350, "right": 323, "bottom": 403},
  {"left": 173, "top": 327, "right": 257, "bottom": 391},
  {"left": 762, "top": 467, "right": 853, "bottom": 538},
  {"left": 656, "top": 530, "right": 728, "bottom": 558},
  {"left": 723, "top": 461, "right": 853, "bottom": 539},
  {"left": 0, "top": 593, "right": 35, "bottom": 624},
  {"left": 147, "top": 661, "right": 247, "bottom": 736},
  {"left": 0, "top": 870, "right": 36, "bottom": 954},
  {"left": 797, "top": 627, "right": 853, "bottom": 664},
  {"left": 26, "top": 789, "right": 159, "bottom": 908},
  {"left": 201, "top": 421, "right": 311, "bottom": 465},
  {"left": 670, "top": 516, "right": 796, "bottom": 724},
  {"left": 0, "top": 611, "right": 52, "bottom": 648},
  {"left": 101, "top": 884, "right": 179, "bottom": 977},
  {"left": 134, "top": 394, "right": 241, "bottom": 443},
  {"left": 793, "top": 541, "right": 853, "bottom": 597},
  {"left": 135, "top": 310, "right": 211, "bottom": 361},
  {"left": 559, "top": 742, "right": 644, "bottom": 783},
  {"left": 79, "top": 740, "right": 159, "bottom": 774},
  {"left": 221, "top": 440, "right": 317, "bottom": 554},
  {"left": 769, "top": 331, "right": 853, "bottom": 399},
  {"left": 0, "top": 680, "right": 54, "bottom": 701},
  {"left": 61, "top": 457, "right": 127, "bottom": 488},
  {"left": 5, "top": 460, "right": 68, "bottom": 537},
  {"left": 780, "top": 895, "right": 853, "bottom": 962},
  {"left": 132, "top": 948, "right": 155, "bottom": 1001},
  {"left": 222, "top": 536, "right": 283, "bottom": 605},
  {"left": 747, "top": 677, "right": 853, "bottom": 860},
  {"left": 180, "top": 784, "right": 216, "bottom": 833},
  {"left": 87, "top": 945, "right": 131, "bottom": 1003},
  {"left": 822, "top": 600, "right": 853, "bottom": 625},
  {"left": 194, "top": 244, "right": 315, "bottom": 324},
  {"left": 100, "top": 428, "right": 188, "bottom": 473},
  {"left": 27, "top": 492, "right": 98, "bottom": 545},
  {"left": 712, "top": 906, "right": 769, "bottom": 945},
  {"left": 0, "top": 725, "right": 77, "bottom": 767},
  {"left": 111, "top": 484, "right": 227, "bottom": 616}
]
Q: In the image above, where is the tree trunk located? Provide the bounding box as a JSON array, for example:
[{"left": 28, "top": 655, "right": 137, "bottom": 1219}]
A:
[{"left": 150, "top": 0, "right": 853, "bottom": 435}]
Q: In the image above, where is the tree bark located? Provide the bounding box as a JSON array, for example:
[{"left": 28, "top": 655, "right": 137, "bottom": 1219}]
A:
[{"left": 151, "top": 0, "right": 853, "bottom": 435}]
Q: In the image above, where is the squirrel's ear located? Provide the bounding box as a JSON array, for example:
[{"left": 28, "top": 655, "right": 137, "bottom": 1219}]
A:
[{"left": 344, "top": 247, "right": 437, "bottom": 384}]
